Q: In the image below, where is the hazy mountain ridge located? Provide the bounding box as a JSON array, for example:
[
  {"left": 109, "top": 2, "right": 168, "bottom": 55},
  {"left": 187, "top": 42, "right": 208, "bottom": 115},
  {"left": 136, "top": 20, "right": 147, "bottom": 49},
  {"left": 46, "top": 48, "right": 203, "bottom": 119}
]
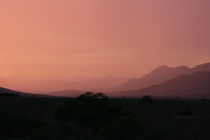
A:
[
  {"left": 48, "top": 89, "right": 85, "bottom": 97},
  {"left": 1, "top": 62, "right": 210, "bottom": 98},
  {"left": 192, "top": 63, "right": 210, "bottom": 72},
  {"left": 110, "top": 63, "right": 210, "bottom": 92},
  {"left": 46, "top": 62, "right": 210, "bottom": 97},
  {"left": 114, "top": 71, "right": 210, "bottom": 98}
]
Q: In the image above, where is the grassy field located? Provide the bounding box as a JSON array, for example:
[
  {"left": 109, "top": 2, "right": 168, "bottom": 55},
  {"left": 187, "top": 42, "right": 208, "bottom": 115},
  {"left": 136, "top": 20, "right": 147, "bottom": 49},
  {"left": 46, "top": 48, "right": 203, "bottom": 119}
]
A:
[{"left": 0, "top": 96, "right": 209, "bottom": 140}]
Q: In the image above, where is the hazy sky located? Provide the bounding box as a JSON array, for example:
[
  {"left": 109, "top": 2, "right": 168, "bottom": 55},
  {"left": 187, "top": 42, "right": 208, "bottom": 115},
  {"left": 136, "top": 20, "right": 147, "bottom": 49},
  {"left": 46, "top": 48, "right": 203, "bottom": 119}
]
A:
[{"left": 0, "top": 0, "right": 210, "bottom": 91}]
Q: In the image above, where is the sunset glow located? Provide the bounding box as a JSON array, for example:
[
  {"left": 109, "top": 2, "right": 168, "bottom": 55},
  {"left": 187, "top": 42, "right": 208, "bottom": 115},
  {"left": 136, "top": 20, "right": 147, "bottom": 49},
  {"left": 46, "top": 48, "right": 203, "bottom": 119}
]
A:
[{"left": 0, "top": 0, "right": 209, "bottom": 92}]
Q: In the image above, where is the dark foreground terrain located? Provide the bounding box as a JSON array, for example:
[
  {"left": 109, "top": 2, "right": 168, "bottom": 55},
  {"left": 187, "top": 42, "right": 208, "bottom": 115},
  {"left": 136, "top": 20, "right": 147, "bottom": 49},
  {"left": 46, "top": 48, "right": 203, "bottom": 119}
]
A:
[{"left": 0, "top": 94, "right": 210, "bottom": 140}]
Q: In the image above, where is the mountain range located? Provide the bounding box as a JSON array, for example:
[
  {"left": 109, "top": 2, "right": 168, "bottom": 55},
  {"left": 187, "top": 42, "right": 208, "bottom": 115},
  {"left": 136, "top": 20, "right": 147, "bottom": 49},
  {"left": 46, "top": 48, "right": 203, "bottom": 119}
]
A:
[
  {"left": 1, "top": 62, "right": 210, "bottom": 98},
  {"left": 44, "top": 62, "right": 210, "bottom": 98},
  {"left": 111, "top": 71, "right": 210, "bottom": 98},
  {"left": 110, "top": 62, "right": 210, "bottom": 92}
]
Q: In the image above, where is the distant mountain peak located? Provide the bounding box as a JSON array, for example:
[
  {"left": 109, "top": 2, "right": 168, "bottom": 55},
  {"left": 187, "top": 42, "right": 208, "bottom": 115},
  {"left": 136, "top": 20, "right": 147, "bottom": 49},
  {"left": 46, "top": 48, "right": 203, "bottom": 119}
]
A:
[
  {"left": 154, "top": 65, "right": 172, "bottom": 71},
  {"left": 153, "top": 65, "right": 190, "bottom": 73},
  {"left": 195, "top": 62, "right": 210, "bottom": 67},
  {"left": 147, "top": 65, "right": 173, "bottom": 75},
  {"left": 175, "top": 66, "right": 190, "bottom": 70}
]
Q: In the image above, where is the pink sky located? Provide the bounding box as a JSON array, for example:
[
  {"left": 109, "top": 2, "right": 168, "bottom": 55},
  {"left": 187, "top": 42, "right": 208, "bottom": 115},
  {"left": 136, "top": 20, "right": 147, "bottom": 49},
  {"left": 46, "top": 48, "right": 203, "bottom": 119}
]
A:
[{"left": 0, "top": 0, "right": 209, "bottom": 92}]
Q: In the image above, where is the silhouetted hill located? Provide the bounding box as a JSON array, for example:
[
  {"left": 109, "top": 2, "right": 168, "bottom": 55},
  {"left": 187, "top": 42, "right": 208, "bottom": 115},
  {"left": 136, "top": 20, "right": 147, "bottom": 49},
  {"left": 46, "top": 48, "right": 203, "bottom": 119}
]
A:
[
  {"left": 114, "top": 72, "right": 210, "bottom": 98},
  {"left": 0, "top": 87, "right": 29, "bottom": 97},
  {"left": 111, "top": 62, "right": 210, "bottom": 92},
  {"left": 0, "top": 86, "right": 48, "bottom": 97}
]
